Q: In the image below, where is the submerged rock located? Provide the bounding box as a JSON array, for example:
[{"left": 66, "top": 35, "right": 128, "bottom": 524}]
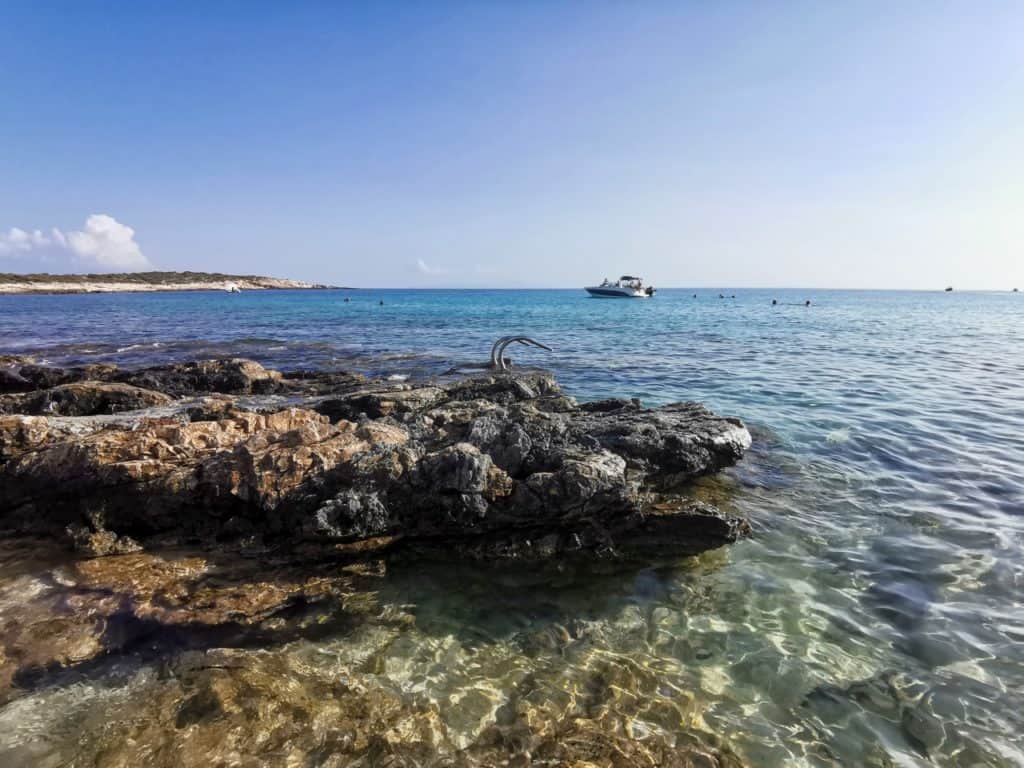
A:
[
  {"left": 6, "top": 642, "right": 743, "bottom": 768},
  {"left": 66, "top": 522, "right": 143, "bottom": 557},
  {"left": 0, "top": 360, "right": 752, "bottom": 561},
  {"left": 0, "top": 542, "right": 385, "bottom": 704},
  {"left": 0, "top": 530, "right": 745, "bottom": 766}
]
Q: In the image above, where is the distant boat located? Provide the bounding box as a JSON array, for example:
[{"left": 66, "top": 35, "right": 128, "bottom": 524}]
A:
[
  {"left": 945, "top": 286, "right": 953, "bottom": 292},
  {"left": 585, "top": 275, "right": 656, "bottom": 298}
]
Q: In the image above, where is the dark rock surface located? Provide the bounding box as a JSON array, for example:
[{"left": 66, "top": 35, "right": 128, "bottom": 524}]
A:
[
  {"left": 0, "top": 358, "right": 752, "bottom": 561},
  {"left": 0, "top": 381, "right": 172, "bottom": 416},
  {"left": 1, "top": 364, "right": 111, "bottom": 395},
  {"left": 114, "top": 358, "right": 285, "bottom": 396}
]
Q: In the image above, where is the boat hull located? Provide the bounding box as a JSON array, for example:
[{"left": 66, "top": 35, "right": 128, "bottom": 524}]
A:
[{"left": 585, "top": 287, "right": 651, "bottom": 298}]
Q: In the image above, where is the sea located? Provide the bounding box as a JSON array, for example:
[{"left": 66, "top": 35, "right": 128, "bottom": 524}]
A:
[{"left": 0, "top": 287, "right": 1022, "bottom": 766}]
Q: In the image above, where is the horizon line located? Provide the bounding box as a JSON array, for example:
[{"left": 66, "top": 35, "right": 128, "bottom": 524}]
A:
[{"left": 340, "top": 285, "right": 1018, "bottom": 292}]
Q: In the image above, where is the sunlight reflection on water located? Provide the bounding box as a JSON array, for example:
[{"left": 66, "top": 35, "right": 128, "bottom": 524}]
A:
[{"left": 1, "top": 288, "right": 1022, "bottom": 765}]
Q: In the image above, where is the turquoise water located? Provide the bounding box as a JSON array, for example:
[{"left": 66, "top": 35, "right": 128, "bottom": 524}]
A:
[{"left": 1, "top": 288, "right": 1023, "bottom": 765}]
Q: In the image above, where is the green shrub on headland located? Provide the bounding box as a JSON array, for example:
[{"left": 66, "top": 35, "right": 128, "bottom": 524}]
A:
[{"left": 0, "top": 271, "right": 271, "bottom": 285}]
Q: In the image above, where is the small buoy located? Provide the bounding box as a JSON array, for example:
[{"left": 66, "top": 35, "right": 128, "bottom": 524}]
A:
[
  {"left": 379, "top": 300, "right": 384, "bottom": 306},
  {"left": 344, "top": 297, "right": 350, "bottom": 303},
  {"left": 772, "top": 299, "right": 777, "bottom": 306},
  {"left": 692, "top": 294, "right": 697, "bottom": 298}
]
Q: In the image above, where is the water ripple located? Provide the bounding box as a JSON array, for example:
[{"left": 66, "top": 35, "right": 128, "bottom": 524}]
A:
[{"left": 1, "top": 288, "right": 1023, "bottom": 764}]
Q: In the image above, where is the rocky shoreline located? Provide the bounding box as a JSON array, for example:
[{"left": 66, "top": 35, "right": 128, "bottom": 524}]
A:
[
  {"left": 0, "top": 355, "right": 752, "bottom": 765},
  {"left": 0, "top": 357, "right": 751, "bottom": 561},
  {"left": 0, "top": 271, "right": 334, "bottom": 294}
]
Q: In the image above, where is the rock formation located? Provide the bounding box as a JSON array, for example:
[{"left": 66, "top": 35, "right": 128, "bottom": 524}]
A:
[
  {"left": 0, "top": 356, "right": 754, "bottom": 764},
  {"left": 0, "top": 357, "right": 751, "bottom": 561}
]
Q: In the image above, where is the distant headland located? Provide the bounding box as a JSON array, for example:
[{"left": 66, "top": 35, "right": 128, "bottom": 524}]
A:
[{"left": 0, "top": 271, "right": 340, "bottom": 294}]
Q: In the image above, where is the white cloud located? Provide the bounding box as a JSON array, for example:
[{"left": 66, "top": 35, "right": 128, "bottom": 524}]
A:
[
  {"left": 415, "top": 258, "right": 445, "bottom": 275},
  {"left": 66, "top": 215, "right": 150, "bottom": 269},
  {"left": 0, "top": 227, "right": 54, "bottom": 253},
  {"left": 0, "top": 214, "right": 151, "bottom": 271}
]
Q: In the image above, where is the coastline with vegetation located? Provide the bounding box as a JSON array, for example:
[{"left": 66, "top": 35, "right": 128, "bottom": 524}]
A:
[{"left": 0, "top": 271, "right": 337, "bottom": 294}]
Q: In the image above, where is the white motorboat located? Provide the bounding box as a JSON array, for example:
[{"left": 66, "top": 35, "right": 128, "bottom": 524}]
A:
[{"left": 585, "top": 275, "right": 656, "bottom": 298}]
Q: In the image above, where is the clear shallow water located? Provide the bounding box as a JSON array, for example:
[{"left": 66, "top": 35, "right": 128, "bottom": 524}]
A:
[{"left": 1, "top": 288, "right": 1023, "bottom": 765}]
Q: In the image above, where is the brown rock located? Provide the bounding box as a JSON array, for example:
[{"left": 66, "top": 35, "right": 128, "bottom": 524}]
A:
[
  {"left": 1, "top": 407, "right": 409, "bottom": 539},
  {"left": 66, "top": 523, "right": 143, "bottom": 557},
  {"left": 0, "top": 545, "right": 386, "bottom": 704},
  {"left": 0, "top": 363, "right": 751, "bottom": 563},
  {"left": 0, "top": 415, "right": 60, "bottom": 462}
]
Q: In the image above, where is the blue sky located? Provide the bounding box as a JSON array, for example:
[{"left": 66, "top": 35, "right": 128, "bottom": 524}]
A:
[{"left": 2, "top": 2, "right": 1022, "bottom": 288}]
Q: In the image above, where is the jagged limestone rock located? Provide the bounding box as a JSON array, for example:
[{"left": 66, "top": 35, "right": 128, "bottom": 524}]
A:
[{"left": 0, "top": 362, "right": 751, "bottom": 562}]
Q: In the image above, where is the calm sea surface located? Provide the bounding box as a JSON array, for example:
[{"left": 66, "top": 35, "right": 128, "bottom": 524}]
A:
[{"left": 1, "top": 288, "right": 1022, "bottom": 765}]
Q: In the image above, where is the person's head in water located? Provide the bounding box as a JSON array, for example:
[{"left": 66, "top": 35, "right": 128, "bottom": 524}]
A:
[
  {"left": 772, "top": 299, "right": 777, "bottom": 305},
  {"left": 379, "top": 300, "right": 384, "bottom": 306},
  {"left": 805, "top": 300, "right": 811, "bottom": 306}
]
